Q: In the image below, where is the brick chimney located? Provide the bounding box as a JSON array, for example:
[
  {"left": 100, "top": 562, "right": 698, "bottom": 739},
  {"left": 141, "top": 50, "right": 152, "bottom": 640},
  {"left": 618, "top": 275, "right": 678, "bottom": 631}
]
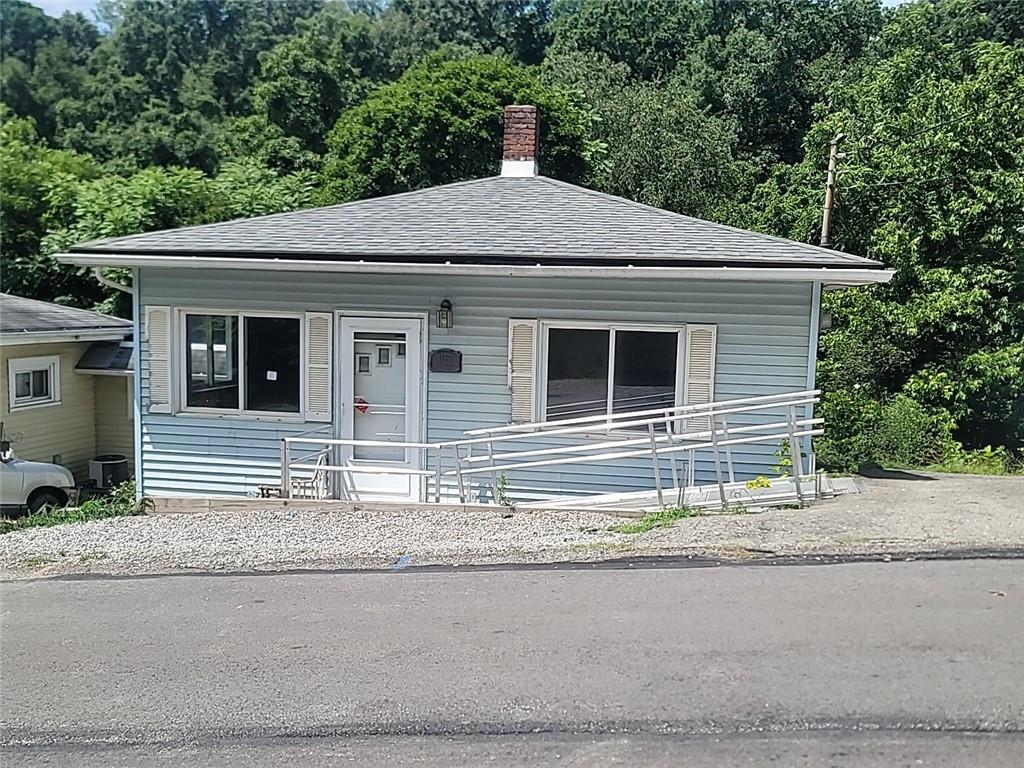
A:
[{"left": 501, "top": 104, "right": 538, "bottom": 177}]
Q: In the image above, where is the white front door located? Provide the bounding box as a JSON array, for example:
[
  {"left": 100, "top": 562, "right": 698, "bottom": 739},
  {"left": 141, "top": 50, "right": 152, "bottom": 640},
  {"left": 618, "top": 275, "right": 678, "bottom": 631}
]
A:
[{"left": 337, "top": 316, "right": 423, "bottom": 501}]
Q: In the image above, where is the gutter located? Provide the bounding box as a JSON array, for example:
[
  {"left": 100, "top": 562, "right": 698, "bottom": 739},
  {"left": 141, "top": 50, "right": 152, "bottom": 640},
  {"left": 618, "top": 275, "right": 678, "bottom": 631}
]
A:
[
  {"left": 57, "top": 253, "right": 894, "bottom": 287},
  {"left": 0, "top": 329, "right": 131, "bottom": 346},
  {"left": 92, "top": 267, "right": 132, "bottom": 294}
]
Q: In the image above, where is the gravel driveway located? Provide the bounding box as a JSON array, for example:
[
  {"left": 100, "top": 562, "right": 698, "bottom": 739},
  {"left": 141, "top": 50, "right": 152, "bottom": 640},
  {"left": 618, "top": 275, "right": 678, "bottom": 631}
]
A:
[{"left": 1, "top": 474, "right": 1022, "bottom": 579}]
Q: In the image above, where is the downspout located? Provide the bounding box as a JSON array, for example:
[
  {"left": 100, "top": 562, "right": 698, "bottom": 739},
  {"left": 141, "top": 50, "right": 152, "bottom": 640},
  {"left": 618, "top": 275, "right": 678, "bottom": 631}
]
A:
[
  {"left": 93, "top": 267, "right": 132, "bottom": 294},
  {"left": 93, "top": 266, "right": 140, "bottom": 497}
]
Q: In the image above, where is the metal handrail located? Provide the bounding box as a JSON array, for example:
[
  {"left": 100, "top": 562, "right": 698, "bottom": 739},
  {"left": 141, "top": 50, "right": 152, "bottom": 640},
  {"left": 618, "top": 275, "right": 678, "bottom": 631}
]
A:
[
  {"left": 463, "top": 389, "right": 820, "bottom": 435},
  {"left": 279, "top": 390, "right": 821, "bottom": 508}
]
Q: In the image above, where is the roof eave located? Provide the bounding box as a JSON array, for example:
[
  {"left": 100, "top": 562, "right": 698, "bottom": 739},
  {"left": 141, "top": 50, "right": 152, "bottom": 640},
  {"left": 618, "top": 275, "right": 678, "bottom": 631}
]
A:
[
  {"left": 56, "top": 252, "right": 892, "bottom": 286},
  {"left": 0, "top": 328, "right": 132, "bottom": 346}
]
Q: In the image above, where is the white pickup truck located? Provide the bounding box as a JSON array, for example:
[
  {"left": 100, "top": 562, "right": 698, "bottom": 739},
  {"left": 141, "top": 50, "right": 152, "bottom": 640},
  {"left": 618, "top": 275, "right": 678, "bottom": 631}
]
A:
[{"left": 0, "top": 437, "right": 77, "bottom": 515}]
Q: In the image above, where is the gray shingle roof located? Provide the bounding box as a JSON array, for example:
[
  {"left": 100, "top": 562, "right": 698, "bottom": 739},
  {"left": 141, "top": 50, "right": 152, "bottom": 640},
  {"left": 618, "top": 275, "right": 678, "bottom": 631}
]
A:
[
  {"left": 71, "top": 175, "right": 880, "bottom": 269},
  {"left": 0, "top": 293, "right": 131, "bottom": 337}
]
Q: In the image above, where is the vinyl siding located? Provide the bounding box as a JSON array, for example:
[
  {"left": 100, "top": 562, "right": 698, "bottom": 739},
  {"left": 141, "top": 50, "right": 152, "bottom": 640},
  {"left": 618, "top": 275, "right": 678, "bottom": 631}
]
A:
[
  {"left": 1, "top": 342, "right": 96, "bottom": 480},
  {"left": 138, "top": 269, "right": 813, "bottom": 500},
  {"left": 94, "top": 376, "right": 135, "bottom": 470}
]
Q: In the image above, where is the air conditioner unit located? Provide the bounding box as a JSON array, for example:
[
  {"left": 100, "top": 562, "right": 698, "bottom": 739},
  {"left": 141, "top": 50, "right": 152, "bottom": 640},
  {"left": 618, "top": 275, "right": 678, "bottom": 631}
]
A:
[{"left": 89, "top": 454, "right": 129, "bottom": 490}]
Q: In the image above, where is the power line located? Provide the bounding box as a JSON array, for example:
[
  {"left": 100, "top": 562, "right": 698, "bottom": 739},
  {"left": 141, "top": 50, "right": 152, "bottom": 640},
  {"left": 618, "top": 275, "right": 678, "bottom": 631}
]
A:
[
  {"left": 841, "top": 174, "right": 959, "bottom": 190},
  {"left": 841, "top": 169, "right": 1004, "bottom": 191},
  {"left": 838, "top": 99, "right": 1013, "bottom": 160}
]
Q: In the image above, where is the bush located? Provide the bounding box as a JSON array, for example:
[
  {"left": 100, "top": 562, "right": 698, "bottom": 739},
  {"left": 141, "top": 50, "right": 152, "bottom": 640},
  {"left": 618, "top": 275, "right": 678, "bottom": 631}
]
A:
[
  {"left": 815, "top": 388, "right": 882, "bottom": 472},
  {"left": 817, "top": 392, "right": 957, "bottom": 472},
  {"left": 929, "top": 446, "right": 1023, "bottom": 476},
  {"left": 871, "top": 395, "right": 957, "bottom": 468}
]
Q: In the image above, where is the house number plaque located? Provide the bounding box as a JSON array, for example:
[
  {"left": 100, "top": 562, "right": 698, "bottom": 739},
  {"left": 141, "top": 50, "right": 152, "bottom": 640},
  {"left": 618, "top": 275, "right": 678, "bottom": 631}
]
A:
[{"left": 429, "top": 348, "right": 462, "bottom": 373}]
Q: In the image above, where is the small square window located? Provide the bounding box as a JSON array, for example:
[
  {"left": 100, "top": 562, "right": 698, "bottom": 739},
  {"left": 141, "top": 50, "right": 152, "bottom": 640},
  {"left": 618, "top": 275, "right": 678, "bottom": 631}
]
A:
[
  {"left": 8, "top": 355, "right": 60, "bottom": 409},
  {"left": 356, "top": 353, "right": 371, "bottom": 373},
  {"left": 377, "top": 346, "right": 392, "bottom": 366}
]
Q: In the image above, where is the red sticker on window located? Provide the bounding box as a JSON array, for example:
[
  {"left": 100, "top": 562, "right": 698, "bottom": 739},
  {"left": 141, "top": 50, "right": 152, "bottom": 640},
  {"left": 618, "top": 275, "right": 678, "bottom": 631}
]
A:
[{"left": 355, "top": 397, "right": 369, "bottom": 414}]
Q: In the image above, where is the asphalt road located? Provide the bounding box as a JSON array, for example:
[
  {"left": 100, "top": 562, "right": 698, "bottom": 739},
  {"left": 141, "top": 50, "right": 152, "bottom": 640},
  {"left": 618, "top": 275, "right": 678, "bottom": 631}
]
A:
[{"left": 2, "top": 559, "right": 1022, "bottom": 766}]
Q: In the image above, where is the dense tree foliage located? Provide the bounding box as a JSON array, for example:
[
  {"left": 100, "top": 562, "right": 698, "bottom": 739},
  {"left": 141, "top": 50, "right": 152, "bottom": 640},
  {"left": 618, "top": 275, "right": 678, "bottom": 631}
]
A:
[{"left": 0, "top": 0, "right": 1020, "bottom": 469}]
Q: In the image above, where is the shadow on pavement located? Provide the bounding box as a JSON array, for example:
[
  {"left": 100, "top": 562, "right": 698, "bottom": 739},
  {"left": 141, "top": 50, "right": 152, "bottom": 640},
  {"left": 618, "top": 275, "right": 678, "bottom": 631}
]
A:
[{"left": 857, "top": 463, "right": 937, "bottom": 481}]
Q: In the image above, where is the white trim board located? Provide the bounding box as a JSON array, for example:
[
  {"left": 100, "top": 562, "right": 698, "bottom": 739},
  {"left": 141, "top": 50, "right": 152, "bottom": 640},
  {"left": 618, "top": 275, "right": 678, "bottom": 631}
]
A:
[
  {"left": 56, "top": 253, "right": 894, "bottom": 287},
  {"left": 0, "top": 329, "right": 129, "bottom": 346}
]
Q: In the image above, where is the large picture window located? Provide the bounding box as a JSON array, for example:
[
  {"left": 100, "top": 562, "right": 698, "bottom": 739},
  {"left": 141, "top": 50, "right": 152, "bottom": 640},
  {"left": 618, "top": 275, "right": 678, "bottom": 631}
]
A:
[
  {"left": 183, "top": 312, "right": 300, "bottom": 414},
  {"left": 544, "top": 325, "right": 681, "bottom": 422}
]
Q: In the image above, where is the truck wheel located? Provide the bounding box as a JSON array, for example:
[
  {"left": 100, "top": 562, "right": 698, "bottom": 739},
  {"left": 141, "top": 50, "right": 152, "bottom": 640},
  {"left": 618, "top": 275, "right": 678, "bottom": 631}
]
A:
[{"left": 27, "top": 489, "right": 67, "bottom": 514}]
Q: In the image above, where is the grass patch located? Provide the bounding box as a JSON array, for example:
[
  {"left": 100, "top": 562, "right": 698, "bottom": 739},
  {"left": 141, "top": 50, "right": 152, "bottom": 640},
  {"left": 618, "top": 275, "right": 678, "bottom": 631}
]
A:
[
  {"left": 0, "top": 481, "right": 152, "bottom": 534},
  {"left": 21, "top": 555, "right": 53, "bottom": 568},
  {"left": 925, "top": 446, "right": 1024, "bottom": 476},
  {"left": 612, "top": 506, "right": 703, "bottom": 534}
]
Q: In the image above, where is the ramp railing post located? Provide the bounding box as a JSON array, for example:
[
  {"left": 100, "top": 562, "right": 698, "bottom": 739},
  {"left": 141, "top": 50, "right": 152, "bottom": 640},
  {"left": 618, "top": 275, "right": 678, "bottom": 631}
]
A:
[
  {"left": 787, "top": 405, "right": 805, "bottom": 505},
  {"left": 665, "top": 413, "right": 680, "bottom": 491},
  {"left": 280, "top": 439, "right": 291, "bottom": 499},
  {"left": 720, "top": 413, "right": 736, "bottom": 483},
  {"left": 648, "top": 422, "right": 664, "bottom": 507},
  {"left": 452, "top": 444, "right": 467, "bottom": 503},
  {"left": 487, "top": 439, "right": 500, "bottom": 505},
  {"left": 710, "top": 417, "right": 726, "bottom": 509},
  {"left": 434, "top": 447, "right": 443, "bottom": 503}
]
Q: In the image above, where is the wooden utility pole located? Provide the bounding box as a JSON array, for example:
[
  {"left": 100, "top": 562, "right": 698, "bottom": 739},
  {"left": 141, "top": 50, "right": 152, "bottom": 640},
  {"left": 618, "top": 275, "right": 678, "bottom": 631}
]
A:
[{"left": 819, "top": 132, "right": 846, "bottom": 247}]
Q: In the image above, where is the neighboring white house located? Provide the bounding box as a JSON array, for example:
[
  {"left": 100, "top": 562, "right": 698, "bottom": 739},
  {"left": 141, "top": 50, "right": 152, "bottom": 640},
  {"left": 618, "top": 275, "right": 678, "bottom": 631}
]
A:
[
  {"left": 58, "top": 105, "right": 892, "bottom": 504},
  {"left": 0, "top": 293, "right": 134, "bottom": 481}
]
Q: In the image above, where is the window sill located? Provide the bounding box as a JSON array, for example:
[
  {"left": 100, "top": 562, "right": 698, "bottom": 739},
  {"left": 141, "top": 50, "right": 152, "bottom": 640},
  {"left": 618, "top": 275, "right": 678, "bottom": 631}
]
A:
[
  {"left": 172, "top": 408, "right": 306, "bottom": 424},
  {"left": 8, "top": 399, "right": 62, "bottom": 412}
]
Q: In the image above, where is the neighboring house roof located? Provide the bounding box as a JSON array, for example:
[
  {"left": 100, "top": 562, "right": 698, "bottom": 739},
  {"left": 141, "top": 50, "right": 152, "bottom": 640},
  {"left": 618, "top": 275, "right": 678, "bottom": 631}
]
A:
[
  {"left": 76, "top": 340, "right": 134, "bottom": 375},
  {"left": 67, "top": 176, "right": 881, "bottom": 270},
  {"left": 0, "top": 293, "right": 131, "bottom": 345}
]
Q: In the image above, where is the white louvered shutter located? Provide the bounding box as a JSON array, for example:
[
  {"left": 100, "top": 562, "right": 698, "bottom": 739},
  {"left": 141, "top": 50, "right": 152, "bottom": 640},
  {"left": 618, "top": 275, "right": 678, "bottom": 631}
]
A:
[
  {"left": 508, "top": 319, "right": 538, "bottom": 424},
  {"left": 683, "top": 324, "right": 717, "bottom": 432},
  {"left": 304, "top": 312, "right": 333, "bottom": 422},
  {"left": 144, "top": 305, "right": 172, "bottom": 414}
]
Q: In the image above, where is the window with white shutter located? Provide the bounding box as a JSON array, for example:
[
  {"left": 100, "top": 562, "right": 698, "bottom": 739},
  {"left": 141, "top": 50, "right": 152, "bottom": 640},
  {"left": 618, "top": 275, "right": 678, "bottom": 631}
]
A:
[
  {"left": 682, "top": 324, "right": 717, "bottom": 432},
  {"left": 144, "top": 305, "right": 172, "bottom": 414},
  {"left": 508, "top": 319, "right": 538, "bottom": 423},
  {"left": 304, "top": 312, "right": 333, "bottom": 422}
]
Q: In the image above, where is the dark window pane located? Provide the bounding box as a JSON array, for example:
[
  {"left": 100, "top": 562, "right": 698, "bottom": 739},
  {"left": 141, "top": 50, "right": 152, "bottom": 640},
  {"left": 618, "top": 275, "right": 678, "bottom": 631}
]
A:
[
  {"left": 31, "top": 369, "right": 49, "bottom": 397},
  {"left": 186, "top": 314, "right": 238, "bottom": 409},
  {"left": 245, "top": 317, "right": 300, "bottom": 413},
  {"left": 613, "top": 331, "right": 678, "bottom": 414},
  {"left": 14, "top": 372, "right": 31, "bottom": 398},
  {"left": 546, "top": 328, "right": 609, "bottom": 420}
]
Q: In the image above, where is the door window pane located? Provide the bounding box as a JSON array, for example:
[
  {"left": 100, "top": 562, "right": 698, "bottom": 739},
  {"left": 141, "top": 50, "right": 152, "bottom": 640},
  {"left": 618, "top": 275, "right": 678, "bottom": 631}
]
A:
[
  {"left": 186, "top": 314, "right": 238, "bottom": 408},
  {"left": 613, "top": 331, "right": 678, "bottom": 413},
  {"left": 245, "top": 317, "right": 300, "bottom": 413},
  {"left": 546, "top": 328, "right": 609, "bottom": 420}
]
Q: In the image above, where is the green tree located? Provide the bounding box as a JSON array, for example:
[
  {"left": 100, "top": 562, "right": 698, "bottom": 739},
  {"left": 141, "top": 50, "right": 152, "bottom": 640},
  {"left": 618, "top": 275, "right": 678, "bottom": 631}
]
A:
[
  {"left": 253, "top": 3, "right": 374, "bottom": 155},
  {"left": 0, "top": 115, "right": 101, "bottom": 306},
  {"left": 549, "top": 0, "right": 702, "bottom": 81},
  {"left": 544, "top": 48, "right": 745, "bottom": 221},
  {"left": 319, "top": 53, "right": 591, "bottom": 202},
  {"left": 752, "top": 1, "right": 1024, "bottom": 465}
]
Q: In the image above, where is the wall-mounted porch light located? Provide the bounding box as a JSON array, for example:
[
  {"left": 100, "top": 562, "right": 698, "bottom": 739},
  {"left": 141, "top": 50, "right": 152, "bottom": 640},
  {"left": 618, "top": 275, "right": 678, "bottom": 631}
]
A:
[{"left": 437, "top": 299, "right": 454, "bottom": 329}]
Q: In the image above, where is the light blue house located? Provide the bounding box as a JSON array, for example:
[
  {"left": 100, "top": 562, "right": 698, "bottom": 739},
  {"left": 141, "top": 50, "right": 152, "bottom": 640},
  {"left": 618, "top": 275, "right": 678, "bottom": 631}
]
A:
[{"left": 59, "top": 106, "right": 891, "bottom": 504}]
